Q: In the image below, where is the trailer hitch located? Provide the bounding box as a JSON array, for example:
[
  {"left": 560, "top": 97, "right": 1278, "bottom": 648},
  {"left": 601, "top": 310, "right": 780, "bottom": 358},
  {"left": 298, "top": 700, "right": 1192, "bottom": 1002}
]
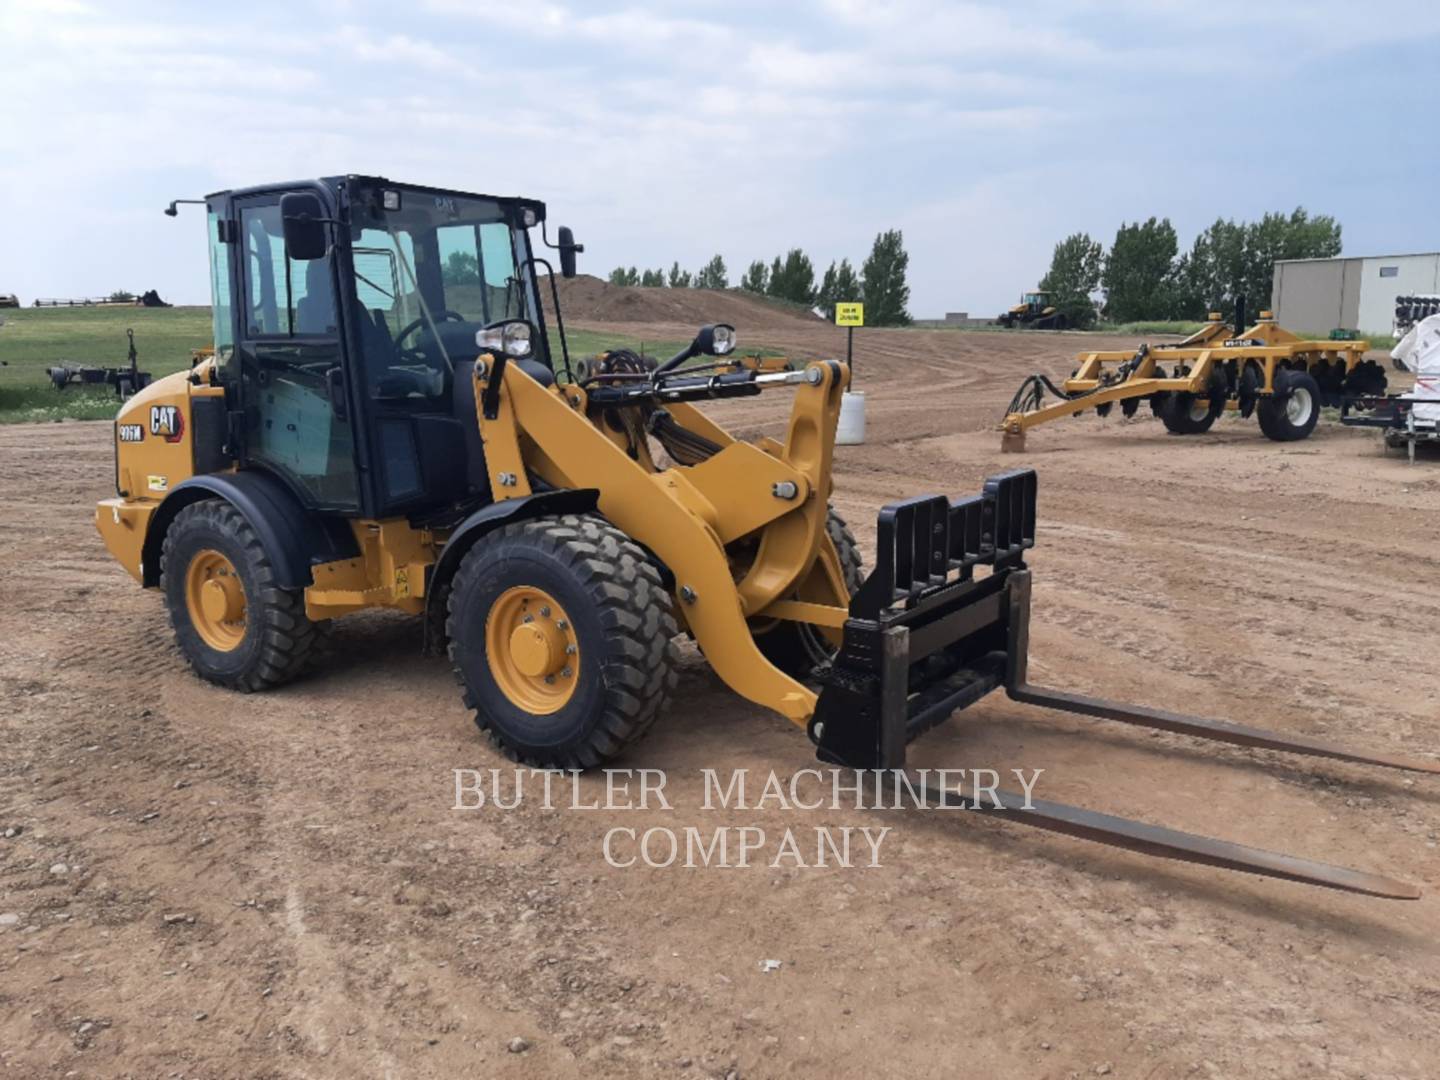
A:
[{"left": 810, "top": 468, "right": 1435, "bottom": 899}]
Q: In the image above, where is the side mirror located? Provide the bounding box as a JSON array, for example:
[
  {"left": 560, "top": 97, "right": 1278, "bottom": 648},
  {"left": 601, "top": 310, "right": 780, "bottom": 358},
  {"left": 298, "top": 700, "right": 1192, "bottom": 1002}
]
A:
[
  {"left": 655, "top": 323, "right": 737, "bottom": 375},
  {"left": 693, "top": 323, "right": 736, "bottom": 356},
  {"left": 280, "top": 192, "right": 330, "bottom": 262},
  {"left": 557, "top": 226, "right": 583, "bottom": 279}
]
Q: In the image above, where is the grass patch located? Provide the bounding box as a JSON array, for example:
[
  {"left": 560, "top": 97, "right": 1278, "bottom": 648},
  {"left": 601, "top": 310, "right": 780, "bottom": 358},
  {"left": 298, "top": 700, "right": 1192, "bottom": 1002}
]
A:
[
  {"left": 0, "top": 385, "right": 128, "bottom": 424},
  {"left": 0, "top": 305, "right": 213, "bottom": 423},
  {"left": 0, "top": 306, "right": 783, "bottom": 423},
  {"left": 1294, "top": 329, "right": 1398, "bottom": 351},
  {"left": 1092, "top": 319, "right": 1397, "bottom": 351},
  {"left": 1093, "top": 320, "right": 1208, "bottom": 336},
  {"left": 553, "top": 327, "right": 785, "bottom": 367},
  {"left": 555, "top": 328, "right": 690, "bottom": 362}
]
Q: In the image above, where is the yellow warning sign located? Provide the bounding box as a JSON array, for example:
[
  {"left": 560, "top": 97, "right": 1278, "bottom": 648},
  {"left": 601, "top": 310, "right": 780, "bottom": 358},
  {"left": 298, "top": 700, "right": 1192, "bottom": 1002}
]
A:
[{"left": 835, "top": 302, "right": 864, "bottom": 327}]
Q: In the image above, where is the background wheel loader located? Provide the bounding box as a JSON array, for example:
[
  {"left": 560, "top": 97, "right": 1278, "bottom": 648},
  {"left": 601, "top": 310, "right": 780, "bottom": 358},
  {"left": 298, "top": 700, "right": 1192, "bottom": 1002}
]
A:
[{"left": 95, "top": 175, "right": 1438, "bottom": 900}]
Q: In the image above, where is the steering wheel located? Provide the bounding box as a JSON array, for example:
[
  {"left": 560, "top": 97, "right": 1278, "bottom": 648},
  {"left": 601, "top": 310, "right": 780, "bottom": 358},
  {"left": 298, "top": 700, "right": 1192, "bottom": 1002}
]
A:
[{"left": 394, "top": 310, "right": 466, "bottom": 364}]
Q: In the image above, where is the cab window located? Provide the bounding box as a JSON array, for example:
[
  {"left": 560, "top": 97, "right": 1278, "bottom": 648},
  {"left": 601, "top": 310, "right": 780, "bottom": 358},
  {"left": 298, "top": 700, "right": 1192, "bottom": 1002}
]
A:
[
  {"left": 435, "top": 222, "right": 526, "bottom": 324},
  {"left": 240, "top": 204, "right": 337, "bottom": 337},
  {"left": 206, "top": 209, "right": 234, "bottom": 360}
]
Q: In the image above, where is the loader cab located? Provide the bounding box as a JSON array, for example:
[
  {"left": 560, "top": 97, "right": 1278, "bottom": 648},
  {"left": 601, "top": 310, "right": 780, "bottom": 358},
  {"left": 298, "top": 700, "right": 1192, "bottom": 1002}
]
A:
[{"left": 205, "top": 175, "right": 557, "bottom": 522}]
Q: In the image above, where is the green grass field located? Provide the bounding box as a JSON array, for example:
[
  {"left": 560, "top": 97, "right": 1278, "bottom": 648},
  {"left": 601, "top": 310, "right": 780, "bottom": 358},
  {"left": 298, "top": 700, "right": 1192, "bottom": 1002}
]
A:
[
  {"left": 0, "top": 305, "right": 214, "bottom": 423},
  {"left": 1092, "top": 319, "right": 1208, "bottom": 336},
  {"left": 0, "top": 306, "right": 781, "bottom": 423},
  {"left": 1091, "top": 319, "right": 1397, "bottom": 350}
]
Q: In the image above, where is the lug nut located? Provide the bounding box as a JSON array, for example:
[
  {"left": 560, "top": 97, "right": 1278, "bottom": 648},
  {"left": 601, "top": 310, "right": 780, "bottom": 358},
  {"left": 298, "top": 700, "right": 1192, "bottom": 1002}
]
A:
[
  {"left": 680, "top": 586, "right": 698, "bottom": 604},
  {"left": 565, "top": 644, "right": 577, "bottom": 655},
  {"left": 556, "top": 619, "right": 569, "bottom": 630},
  {"left": 540, "top": 606, "right": 551, "bottom": 617},
  {"left": 561, "top": 666, "right": 573, "bottom": 678}
]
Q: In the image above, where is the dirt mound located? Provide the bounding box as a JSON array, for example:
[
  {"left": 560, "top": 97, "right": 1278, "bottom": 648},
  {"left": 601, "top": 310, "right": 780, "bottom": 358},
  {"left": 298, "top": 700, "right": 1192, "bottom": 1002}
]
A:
[{"left": 543, "top": 274, "right": 822, "bottom": 330}]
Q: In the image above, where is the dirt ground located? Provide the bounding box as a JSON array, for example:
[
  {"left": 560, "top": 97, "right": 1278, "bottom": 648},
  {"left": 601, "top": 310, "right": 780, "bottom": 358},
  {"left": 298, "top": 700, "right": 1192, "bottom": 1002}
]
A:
[{"left": 2, "top": 324, "right": 1438, "bottom": 1079}]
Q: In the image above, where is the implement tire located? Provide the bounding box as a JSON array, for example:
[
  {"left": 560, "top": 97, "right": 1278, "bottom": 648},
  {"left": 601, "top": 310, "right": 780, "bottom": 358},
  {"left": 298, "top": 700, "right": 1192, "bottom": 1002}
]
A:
[
  {"left": 447, "top": 513, "right": 678, "bottom": 769},
  {"left": 755, "top": 509, "right": 865, "bottom": 679},
  {"left": 160, "top": 500, "right": 328, "bottom": 691},
  {"left": 1160, "top": 391, "right": 1221, "bottom": 435},
  {"left": 1258, "top": 369, "right": 1321, "bottom": 442}
]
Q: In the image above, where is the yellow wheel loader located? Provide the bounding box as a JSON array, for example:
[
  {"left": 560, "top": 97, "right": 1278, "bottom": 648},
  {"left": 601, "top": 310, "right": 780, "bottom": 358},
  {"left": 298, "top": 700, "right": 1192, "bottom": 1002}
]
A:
[{"left": 96, "top": 176, "right": 1437, "bottom": 899}]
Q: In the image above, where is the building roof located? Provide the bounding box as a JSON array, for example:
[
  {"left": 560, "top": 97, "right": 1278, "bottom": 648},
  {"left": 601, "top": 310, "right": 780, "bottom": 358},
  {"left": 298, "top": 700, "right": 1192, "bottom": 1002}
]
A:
[{"left": 1274, "top": 252, "right": 1440, "bottom": 265}]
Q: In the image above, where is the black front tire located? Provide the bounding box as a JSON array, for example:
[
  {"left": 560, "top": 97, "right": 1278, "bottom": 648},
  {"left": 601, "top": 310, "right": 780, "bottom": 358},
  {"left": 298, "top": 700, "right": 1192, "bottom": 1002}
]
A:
[
  {"left": 447, "top": 514, "right": 679, "bottom": 769},
  {"left": 160, "top": 500, "right": 327, "bottom": 691}
]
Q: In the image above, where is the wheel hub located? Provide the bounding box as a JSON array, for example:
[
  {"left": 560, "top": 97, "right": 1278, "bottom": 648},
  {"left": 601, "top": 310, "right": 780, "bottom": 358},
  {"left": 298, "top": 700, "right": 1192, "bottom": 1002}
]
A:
[
  {"left": 485, "top": 586, "right": 578, "bottom": 713},
  {"left": 185, "top": 549, "right": 247, "bottom": 652},
  {"left": 509, "top": 621, "right": 564, "bottom": 677},
  {"left": 200, "top": 575, "right": 243, "bottom": 623},
  {"left": 1286, "top": 387, "right": 1313, "bottom": 424}
]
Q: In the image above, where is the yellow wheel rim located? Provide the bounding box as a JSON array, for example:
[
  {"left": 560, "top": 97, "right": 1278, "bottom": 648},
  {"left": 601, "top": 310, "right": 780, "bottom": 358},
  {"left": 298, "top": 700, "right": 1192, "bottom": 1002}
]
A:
[
  {"left": 185, "top": 548, "right": 247, "bottom": 652},
  {"left": 484, "top": 585, "right": 579, "bottom": 714}
]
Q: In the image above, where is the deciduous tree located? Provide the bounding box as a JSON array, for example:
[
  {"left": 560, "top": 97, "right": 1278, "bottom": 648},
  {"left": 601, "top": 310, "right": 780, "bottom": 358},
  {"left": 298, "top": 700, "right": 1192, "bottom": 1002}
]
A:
[
  {"left": 694, "top": 255, "right": 728, "bottom": 290},
  {"left": 861, "top": 231, "right": 910, "bottom": 326}
]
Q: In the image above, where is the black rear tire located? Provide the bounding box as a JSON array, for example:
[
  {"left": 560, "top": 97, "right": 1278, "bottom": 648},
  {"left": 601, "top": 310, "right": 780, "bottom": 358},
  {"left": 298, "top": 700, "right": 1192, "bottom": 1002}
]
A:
[
  {"left": 1257, "top": 369, "right": 1321, "bottom": 442},
  {"left": 447, "top": 514, "right": 679, "bottom": 769},
  {"left": 754, "top": 509, "right": 864, "bottom": 679},
  {"left": 160, "top": 500, "right": 327, "bottom": 691}
]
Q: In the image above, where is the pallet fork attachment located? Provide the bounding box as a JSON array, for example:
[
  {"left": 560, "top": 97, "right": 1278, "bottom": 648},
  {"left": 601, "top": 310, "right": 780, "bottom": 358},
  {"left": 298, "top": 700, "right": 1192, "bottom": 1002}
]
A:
[{"left": 811, "top": 468, "right": 1433, "bottom": 899}]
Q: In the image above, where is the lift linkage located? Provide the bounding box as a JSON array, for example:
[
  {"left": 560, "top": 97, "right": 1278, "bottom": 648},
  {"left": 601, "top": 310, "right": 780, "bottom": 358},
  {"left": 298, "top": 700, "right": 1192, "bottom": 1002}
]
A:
[{"left": 810, "top": 468, "right": 1435, "bottom": 900}]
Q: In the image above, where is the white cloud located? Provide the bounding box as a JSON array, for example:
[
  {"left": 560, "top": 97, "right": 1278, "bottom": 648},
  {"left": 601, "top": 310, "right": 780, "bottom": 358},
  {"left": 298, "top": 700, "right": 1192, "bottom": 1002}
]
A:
[{"left": 2, "top": 0, "right": 1437, "bottom": 314}]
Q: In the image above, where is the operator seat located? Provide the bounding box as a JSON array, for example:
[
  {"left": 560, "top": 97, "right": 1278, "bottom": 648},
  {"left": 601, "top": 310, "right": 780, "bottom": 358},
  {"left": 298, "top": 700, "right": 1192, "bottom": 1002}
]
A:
[{"left": 294, "top": 258, "right": 336, "bottom": 335}]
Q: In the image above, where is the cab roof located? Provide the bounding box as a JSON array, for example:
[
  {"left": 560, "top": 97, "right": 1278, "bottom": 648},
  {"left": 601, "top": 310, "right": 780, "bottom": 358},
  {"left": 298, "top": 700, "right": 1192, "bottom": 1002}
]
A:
[{"left": 205, "top": 174, "right": 547, "bottom": 220}]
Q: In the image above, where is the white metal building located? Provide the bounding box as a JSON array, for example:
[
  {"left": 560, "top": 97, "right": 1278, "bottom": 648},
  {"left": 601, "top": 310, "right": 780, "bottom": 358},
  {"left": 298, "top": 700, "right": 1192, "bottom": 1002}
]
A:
[{"left": 1271, "top": 252, "right": 1440, "bottom": 336}]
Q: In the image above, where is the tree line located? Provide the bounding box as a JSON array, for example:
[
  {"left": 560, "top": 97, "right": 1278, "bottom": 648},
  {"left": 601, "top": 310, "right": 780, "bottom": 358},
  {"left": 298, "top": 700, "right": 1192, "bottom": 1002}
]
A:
[
  {"left": 1039, "top": 208, "right": 1343, "bottom": 329},
  {"left": 606, "top": 230, "right": 912, "bottom": 326}
]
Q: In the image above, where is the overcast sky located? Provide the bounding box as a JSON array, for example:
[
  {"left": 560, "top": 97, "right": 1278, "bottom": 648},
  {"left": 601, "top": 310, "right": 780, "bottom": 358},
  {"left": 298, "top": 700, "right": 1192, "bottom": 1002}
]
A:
[{"left": 2, "top": 0, "right": 1437, "bottom": 316}]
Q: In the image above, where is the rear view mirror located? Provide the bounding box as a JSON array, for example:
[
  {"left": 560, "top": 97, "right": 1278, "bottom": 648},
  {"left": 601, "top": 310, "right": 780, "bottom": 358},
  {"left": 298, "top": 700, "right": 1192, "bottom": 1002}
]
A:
[
  {"left": 694, "top": 323, "right": 736, "bottom": 356},
  {"left": 557, "top": 226, "right": 583, "bottom": 279},
  {"left": 280, "top": 192, "right": 329, "bottom": 262}
]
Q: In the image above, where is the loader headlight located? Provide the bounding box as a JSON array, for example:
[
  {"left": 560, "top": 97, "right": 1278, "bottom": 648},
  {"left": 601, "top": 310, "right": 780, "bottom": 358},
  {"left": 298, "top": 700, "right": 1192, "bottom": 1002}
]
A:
[{"left": 476, "top": 320, "right": 534, "bottom": 359}]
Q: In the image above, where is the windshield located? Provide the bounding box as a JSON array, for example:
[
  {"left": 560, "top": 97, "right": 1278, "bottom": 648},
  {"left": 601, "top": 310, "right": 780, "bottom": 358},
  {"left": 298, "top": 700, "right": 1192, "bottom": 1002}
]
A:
[{"left": 347, "top": 183, "right": 538, "bottom": 406}]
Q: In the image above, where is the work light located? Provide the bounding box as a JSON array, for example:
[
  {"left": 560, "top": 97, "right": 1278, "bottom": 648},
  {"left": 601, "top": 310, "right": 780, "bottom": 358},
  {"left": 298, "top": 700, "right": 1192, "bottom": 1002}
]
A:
[{"left": 476, "top": 320, "right": 534, "bottom": 359}]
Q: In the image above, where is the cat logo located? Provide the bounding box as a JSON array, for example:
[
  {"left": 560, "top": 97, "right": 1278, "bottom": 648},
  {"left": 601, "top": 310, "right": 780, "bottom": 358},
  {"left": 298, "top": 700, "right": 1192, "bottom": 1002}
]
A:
[
  {"left": 118, "top": 424, "right": 144, "bottom": 443},
  {"left": 150, "top": 404, "right": 185, "bottom": 444}
]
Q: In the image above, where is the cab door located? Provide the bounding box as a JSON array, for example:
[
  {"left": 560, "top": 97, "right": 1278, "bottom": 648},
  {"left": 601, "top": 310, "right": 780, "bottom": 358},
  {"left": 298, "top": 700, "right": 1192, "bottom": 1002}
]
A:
[{"left": 235, "top": 193, "right": 360, "bottom": 511}]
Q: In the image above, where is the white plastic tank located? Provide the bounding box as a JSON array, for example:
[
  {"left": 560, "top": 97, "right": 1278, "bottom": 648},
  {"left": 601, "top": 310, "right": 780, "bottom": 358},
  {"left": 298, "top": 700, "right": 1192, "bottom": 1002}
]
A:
[{"left": 836, "top": 391, "right": 866, "bottom": 445}]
